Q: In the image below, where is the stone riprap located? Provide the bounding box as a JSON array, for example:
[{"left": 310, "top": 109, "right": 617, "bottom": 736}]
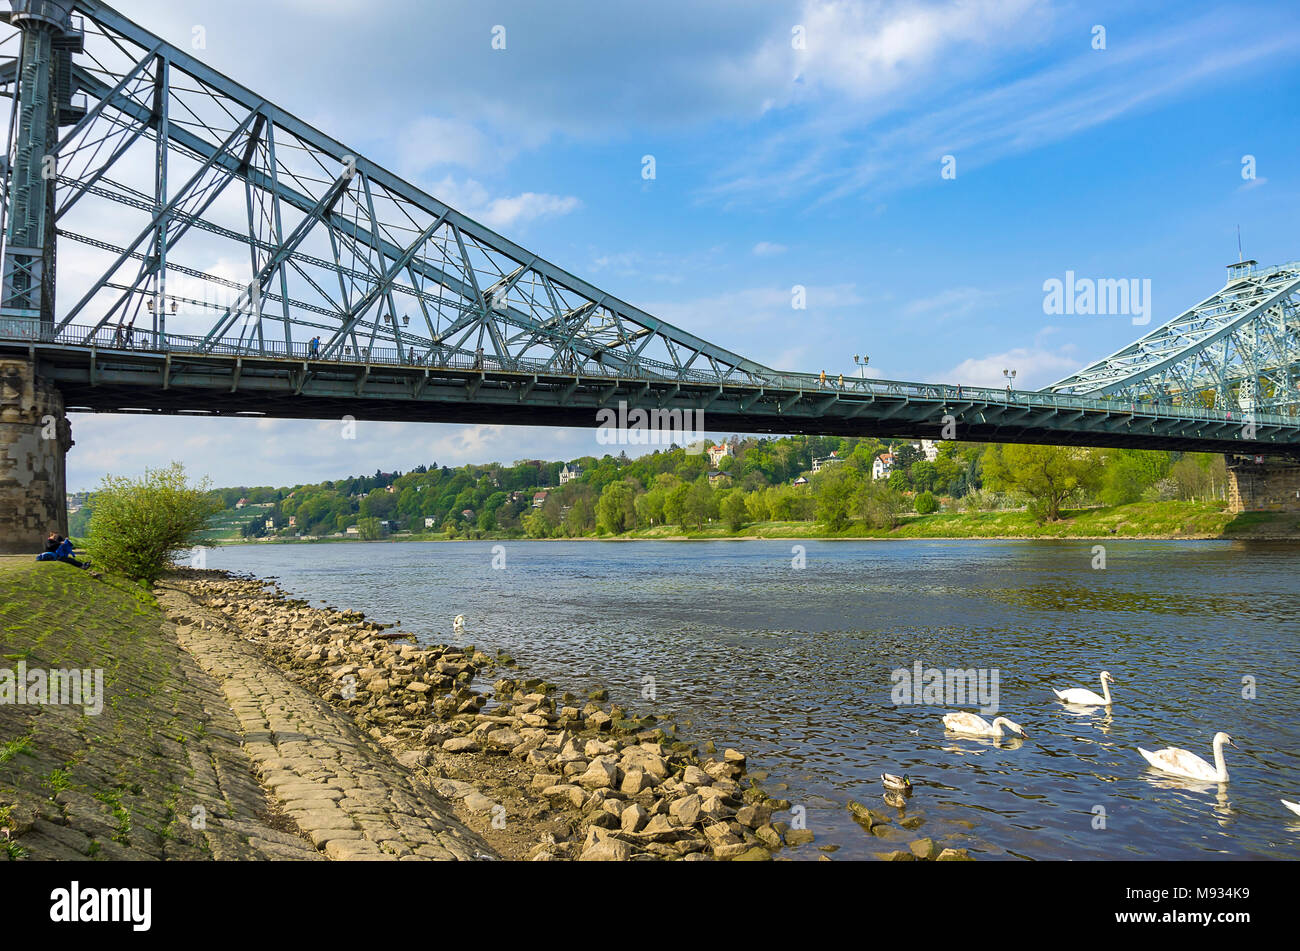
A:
[{"left": 171, "top": 570, "right": 806, "bottom": 861}]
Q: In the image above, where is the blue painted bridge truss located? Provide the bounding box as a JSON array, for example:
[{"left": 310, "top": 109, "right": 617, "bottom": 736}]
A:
[{"left": 0, "top": 1, "right": 1297, "bottom": 458}]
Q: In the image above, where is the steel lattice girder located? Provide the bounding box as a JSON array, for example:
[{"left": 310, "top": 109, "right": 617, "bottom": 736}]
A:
[
  {"left": 1, "top": 0, "right": 778, "bottom": 386},
  {"left": 1050, "top": 262, "right": 1300, "bottom": 413}
]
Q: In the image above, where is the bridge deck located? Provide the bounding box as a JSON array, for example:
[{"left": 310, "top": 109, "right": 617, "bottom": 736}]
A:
[{"left": 4, "top": 322, "right": 1297, "bottom": 458}]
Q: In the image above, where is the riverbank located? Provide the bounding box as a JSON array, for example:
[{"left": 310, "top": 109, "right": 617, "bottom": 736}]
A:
[
  {"left": 161, "top": 571, "right": 818, "bottom": 860},
  {"left": 0, "top": 557, "right": 499, "bottom": 860},
  {"left": 204, "top": 500, "right": 1300, "bottom": 545},
  {"left": 2, "top": 557, "right": 969, "bottom": 860}
]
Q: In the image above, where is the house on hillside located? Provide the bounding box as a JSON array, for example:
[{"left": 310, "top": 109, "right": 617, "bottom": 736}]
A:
[
  {"left": 559, "top": 463, "right": 583, "bottom": 485},
  {"left": 792, "top": 476, "right": 809, "bottom": 487},
  {"left": 707, "top": 444, "right": 731, "bottom": 467},
  {"left": 872, "top": 453, "right": 895, "bottom": 481},
  {"left": 707, "top": 469, "right": 731, "bottom": 486},
  {"left": 235, "top": 498, "right": 247, "bottom": 509},
  {"left": 345, "top": 525, "right": 360, "bottom": 537},
  {"left": 812, "top": 450, "right": 844, "bottom": 474},
  {"left": 919, "top": 439, "right": 939, "bottom": 462},
  {"left": 532, "top": 491, "right": 549, "bottom": 508}
]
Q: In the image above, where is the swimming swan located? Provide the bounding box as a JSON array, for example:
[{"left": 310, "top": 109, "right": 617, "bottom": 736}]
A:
[
  {"left": 1053, "top": 671, "right": 1115, "bottom": 706},
  {"left": 1282, "top": 800, "right": 1300, "bottom": 817},
  {"left": 1139, "top": 732, "right": 1235, "bottom": 783},
  {"left": 941, "top": 711, "right": 1029, "bottom": 738}
]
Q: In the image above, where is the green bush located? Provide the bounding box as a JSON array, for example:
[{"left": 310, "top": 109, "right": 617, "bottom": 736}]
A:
[
  {"left": 915, "top": 491, "right": 938, "bottom": 514},
  {"left": 85, "top": 463, "right": 221, "bottom": 582}
]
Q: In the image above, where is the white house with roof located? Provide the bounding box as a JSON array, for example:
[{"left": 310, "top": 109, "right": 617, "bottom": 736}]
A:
[
  {"left": 919, "top": 439, "right": 939, "bottom": 462},
  {"left": 706, "top": 443, "right": 731, "bottom": 468},
  {"left": 811, "top": 450, "right": 844, "bottom": 474},
  {"left": 559, "top": 463, "right": 583, "bottom": 485},
  {"left": 872, "top": 452, "right": 895, "bottom": 481}
]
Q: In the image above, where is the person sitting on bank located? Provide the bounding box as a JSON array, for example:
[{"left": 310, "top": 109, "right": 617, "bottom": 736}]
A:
[
  {"left": 43, "top": 531, "right": 61, "bottom": 554},
  {"left": 35, "top": 535, "right": 88, "bottom": 569}
]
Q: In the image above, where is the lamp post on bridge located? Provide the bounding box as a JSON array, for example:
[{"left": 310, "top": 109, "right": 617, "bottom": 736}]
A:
[
  {"left": 854, "top": 354, "right": 869, "bottom": 381},
  {"left": 1003, "top": 368, "right": 1017, "bottom": 399}
]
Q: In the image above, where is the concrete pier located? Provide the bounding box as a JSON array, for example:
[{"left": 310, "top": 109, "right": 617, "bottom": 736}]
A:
[
  {"left": 0, "top": 358, "right": 72, "bottom": 553},
  {"left": 1226, "top": 456, "right": 1300, "bottom": 513}
]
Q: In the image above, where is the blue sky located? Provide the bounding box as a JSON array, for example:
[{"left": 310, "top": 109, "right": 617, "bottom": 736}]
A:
[{"left": 54, "top": 0, "right": 1300, "bottom": 490}]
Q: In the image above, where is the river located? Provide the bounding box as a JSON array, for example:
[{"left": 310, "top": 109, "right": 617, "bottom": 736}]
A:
[{"left": 207, "top": 538, "right": 1300, "bottom": 860}]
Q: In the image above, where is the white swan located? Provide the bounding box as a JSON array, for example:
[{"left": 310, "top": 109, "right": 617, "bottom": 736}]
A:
[
  {"left": 1139, "top": 732, "right": 1235, "bottom": 783},
  {"left": 1053, "top": 671, "right": 1115, "bottom": 706},
  {"left": 941, "top": 711, "right": 1029, "bottom": 738},
  {"left": 453, "top": 614, "right": 465, "bottom": 635},
  {"left": 1282, "top": 800, "right": 1300, "bottom": 817}
]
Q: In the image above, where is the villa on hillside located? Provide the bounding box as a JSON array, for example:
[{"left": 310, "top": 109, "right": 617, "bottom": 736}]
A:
[
  {"left": 811, "top": 450, "right": 844, "bottom": 474},
  {"left": 559, "top": 463, "right": 583, "bottom": 485},
  {"left": 532, "top": 490, "right": 549, "bottom": 508},
  {"left": 707, "top": 469, "right": 731, "bottom": 486},
  {"left": 792, "top": 476, "right": 809, "bottom": 487},
  {"left": 707, "top": 444, "right": 731, "bottom": 467},
  {"left": 872, "top": 452, "right": 895, "bottom": 481},
  {"left": 919, "top": 439, "right": 939, "bottom": 462}
]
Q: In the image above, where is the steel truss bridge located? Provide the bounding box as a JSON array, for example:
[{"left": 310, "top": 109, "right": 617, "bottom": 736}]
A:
[{"left": 1, "top": 1, "right": 1298, "bottom": 459}]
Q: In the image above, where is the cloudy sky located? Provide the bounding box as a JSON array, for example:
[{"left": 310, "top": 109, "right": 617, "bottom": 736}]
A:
[{"left": 27, "top": 0, "right": 1300, "bottom": 490}]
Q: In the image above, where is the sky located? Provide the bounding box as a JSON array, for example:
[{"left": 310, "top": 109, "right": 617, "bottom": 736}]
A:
[{"left": 27, "top": 0, "right": 1300, "bottom": 490}]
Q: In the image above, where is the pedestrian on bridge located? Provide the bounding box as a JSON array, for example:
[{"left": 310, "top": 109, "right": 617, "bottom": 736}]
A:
[{"left": 309, "top": 335, "right": 321, "bottom": 358}]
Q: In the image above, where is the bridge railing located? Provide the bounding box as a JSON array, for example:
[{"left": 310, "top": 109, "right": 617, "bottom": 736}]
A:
[{"left": 1, "top": 317, "right": 1295, "bottom": 428}]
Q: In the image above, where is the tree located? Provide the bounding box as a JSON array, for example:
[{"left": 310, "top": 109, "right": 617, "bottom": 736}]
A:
[
  {"left": 357, "top": 517, "right": 383, "bottom": 540},
  {"left": 982, "top": 444, "right": 1099, "bottom": 522},
  {"left": 815, "top": 465, "right": 861, "bottom": 531},
  {"left": 1096, "top": 449, "right": 1170, "bottom": 506},
  {"left": 682, "top": 480, "right": 718, "bottom": 530},
  {"left": 856, "top": 481, "right": 908, "bottom": 529},
  {"left": 85, "top": 463, "right": 222, "bottom": 583},
  {"left": 597, "top": 480, "right": 637, "bottom": 534},
  {"left": 664, "top": 483, "right": 691, "bottom": 530},
  {"left": 720, "top": 490, "right": 748, "bottom": 532},
  {"left": 914, "top": 491, "right": 938, "bottom": 514}
]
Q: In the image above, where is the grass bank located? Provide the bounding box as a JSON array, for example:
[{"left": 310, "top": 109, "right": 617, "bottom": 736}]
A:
[{"left": 205, "top": 499, "right": 1300, "bottom": 545}]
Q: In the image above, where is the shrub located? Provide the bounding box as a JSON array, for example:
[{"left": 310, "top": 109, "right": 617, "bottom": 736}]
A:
[
  {"left": 85, "top": 463, "right": 221, "bottom": 583},
  {"left": 915, "top": 491, "right": 938, "bottom": 514}
]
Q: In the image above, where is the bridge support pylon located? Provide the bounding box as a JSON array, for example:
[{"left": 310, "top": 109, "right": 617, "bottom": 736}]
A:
[
  {"left": 0, "top": 358, "right": 71, "bottom": 553},
  {"left": 1226, "top": 456, "right": 1300, "bottom": 514}
]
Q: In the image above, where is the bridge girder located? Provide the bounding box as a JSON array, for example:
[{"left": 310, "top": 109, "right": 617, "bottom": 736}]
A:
[
  {"left": 1050, "top": 262, "right": 1300, "bottom": 416},
  {"left": 1, "top": 0, "right": 778, "bottom": 386},
  {"left": 0, "top": 0, "right": 1297, "bottom": 459}
]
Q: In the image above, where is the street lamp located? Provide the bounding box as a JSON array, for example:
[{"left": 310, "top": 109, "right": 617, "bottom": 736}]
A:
[
  {"left": 854, "top": 354, "right": 870, "bottom": 379},
  {"left": 1003, "top": 368, "right": 1017, "bottom": 397}
]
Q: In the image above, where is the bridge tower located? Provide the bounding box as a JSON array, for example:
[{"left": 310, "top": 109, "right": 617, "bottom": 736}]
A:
[{"left": 0, "top": 1, "right": 81, "bottom": 553}]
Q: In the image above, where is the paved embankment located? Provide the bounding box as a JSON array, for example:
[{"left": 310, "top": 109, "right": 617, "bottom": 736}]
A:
[{"left": 0, "top": 558, "right": 494, "bottom": 861}]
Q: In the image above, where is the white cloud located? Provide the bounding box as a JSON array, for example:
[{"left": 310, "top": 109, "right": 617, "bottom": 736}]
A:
[
  {"left": 425, "top": 175, "right": 581, "bottom": 230},
  {"left": 944, "top": 344, "right": 1080, "bottom": 389},
  {"left": 396, "top": 116, "right": 501, "bottom": 172},
  {"left": 752, "top": 241, "right": 788, "bottom": 256}
]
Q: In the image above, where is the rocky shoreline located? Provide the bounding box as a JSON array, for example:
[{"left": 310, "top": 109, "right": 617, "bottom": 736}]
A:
[{"left": 167, "top": 569, "right": 823, "bottom": 861}]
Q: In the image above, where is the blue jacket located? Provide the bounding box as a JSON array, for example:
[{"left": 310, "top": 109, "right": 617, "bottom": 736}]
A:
[{"left": 54, "top": 538, "right": 75, "bottom": 559}]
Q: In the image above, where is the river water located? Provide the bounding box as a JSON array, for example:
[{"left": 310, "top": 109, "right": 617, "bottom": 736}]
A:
[{"left": 207, "top": 538, "right": 1300, "bottom": 860}]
